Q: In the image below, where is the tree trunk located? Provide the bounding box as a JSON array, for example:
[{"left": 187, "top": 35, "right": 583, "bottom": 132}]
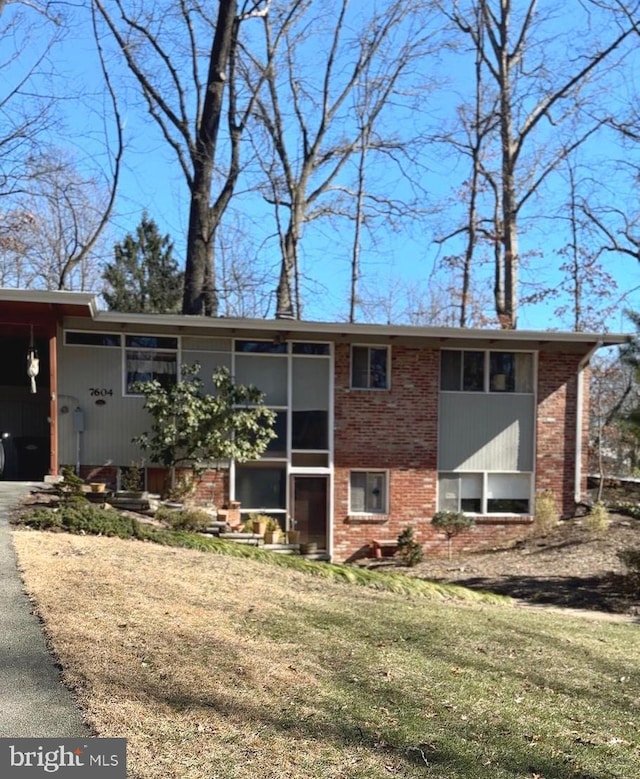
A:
[{"left": 182, "top": 0, "right": 237, "bottom": 316}]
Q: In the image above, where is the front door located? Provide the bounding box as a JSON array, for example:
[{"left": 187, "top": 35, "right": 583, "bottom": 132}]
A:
[{"left": 292, "top": 476, "right": 328, "bottom": 549}]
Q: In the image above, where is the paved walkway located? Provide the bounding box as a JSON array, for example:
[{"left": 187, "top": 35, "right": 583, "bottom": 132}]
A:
[{"left": 0, "top": 482, "right": 90, "bottom": 737}]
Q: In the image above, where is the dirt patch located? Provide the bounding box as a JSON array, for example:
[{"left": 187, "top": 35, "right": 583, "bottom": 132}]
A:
[{"left": 367, "top": 514, "right": 640, "bottom": 616}]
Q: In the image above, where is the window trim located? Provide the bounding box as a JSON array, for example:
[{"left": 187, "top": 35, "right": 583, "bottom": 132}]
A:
[
  {"left": 349, "top": 469, "right": 389, "bottom": 515},
  {"left": 350, "top": 344, "right": 390, "bottom": 390}
]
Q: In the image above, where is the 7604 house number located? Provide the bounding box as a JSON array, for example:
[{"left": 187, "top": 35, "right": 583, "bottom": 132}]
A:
[{"left": 89, "top": 388, "right": 114, "bottom": 397}]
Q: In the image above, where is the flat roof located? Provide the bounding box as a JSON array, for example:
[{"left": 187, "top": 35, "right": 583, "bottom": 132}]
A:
[{"left": 1, "top": 288, "right": 630, "bottom": 353}]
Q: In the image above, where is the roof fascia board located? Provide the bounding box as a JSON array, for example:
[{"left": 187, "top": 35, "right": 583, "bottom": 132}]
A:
[{"left": 93, "top": 310, "right": 629, "bottom": 348}]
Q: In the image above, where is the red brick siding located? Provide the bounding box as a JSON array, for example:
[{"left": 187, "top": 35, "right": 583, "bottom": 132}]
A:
[
  {"left": 333, "top": 344, "right": 440, "bottom": 560},
  {"left": 332, "top": 346, "right": 585, "bottom": 562},
  {"left": 536, "top": 352, "right": 585, "bottom": 516}
]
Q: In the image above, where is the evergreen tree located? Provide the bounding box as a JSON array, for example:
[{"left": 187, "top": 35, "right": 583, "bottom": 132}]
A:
[{"left": 103, "top": 214, "right": 183, "bottom": 313}]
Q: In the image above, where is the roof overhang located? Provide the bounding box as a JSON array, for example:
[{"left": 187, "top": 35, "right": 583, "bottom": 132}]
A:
[
  {"left": 0, "top": 289, "right": 97, "bottom": 333},
  {"left": 93, "top": 310, "right": 629, "bottom": 355},
  {"left": 0, "top": 289, "right": 629, "bottom": 355}
]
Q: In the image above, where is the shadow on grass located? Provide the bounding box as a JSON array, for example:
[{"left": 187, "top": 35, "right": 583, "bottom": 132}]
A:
[{"left": 446, "top": 572, "right": 638, "bottom": 615}]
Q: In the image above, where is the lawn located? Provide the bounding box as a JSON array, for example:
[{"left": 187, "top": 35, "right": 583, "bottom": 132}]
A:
[{"left": 12, "top": 529, "right": 640, "bottom": 779}]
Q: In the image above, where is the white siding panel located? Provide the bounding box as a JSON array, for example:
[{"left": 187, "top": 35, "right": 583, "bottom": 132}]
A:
[
  {"left": 58, "top": 345, "right": 148, "bottom": 466},
  {"left": 438, "top": 393, "right": 534, "bottom": 471}
]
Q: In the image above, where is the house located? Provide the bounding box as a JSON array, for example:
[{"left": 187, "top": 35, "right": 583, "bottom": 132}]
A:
[{"left": 0, "top": 288, "right": 627, "bottom": 561}]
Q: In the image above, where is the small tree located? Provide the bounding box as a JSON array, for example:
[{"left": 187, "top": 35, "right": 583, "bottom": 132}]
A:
[
  {"left": 431, "top": 510, "right": 475, "bottom": 561},
  {"left": 103, "top": 214, "right": 183, "bottom": 313},
  {"left": 133, "top": 364, "right": 276, "bottom": 496}
]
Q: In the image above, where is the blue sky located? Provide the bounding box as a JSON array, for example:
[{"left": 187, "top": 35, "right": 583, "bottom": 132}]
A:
[{"left": 6, "top": 0, "right": 640, "bottom": 334}]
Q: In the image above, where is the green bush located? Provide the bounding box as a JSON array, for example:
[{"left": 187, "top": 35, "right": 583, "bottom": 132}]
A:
[
  {"left": 19, "top": 504, "right": 139, "bottom": 538},
  {"left": 584, "top": 502, "right": 610, "bottom": 538},
  {"left": 396, "top": 526, "right": 424, "bottom": 567},
  {"left": 155, "top": 505, "right": 212, "bottom": 532}
]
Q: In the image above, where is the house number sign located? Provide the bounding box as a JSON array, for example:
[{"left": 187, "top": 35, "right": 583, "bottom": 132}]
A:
[{"left": 89, "top": 388, "right": 114, "bottom": 397}]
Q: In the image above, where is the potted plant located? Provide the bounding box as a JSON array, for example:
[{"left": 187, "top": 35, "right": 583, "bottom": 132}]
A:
[
  {"left": 263, "top": 516, "right": 283, "bottom": 544},
  {"left": 248, "top": 513, "right": 270, "bottom": 536}
]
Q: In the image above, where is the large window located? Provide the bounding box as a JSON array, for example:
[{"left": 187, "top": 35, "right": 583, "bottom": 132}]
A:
[
  {"left": 125, "top": 335, "right": 178, "bottom": 394},
  {"left": 438, "top": 472, "right": 531, "bottom": 514},
  {"left": 440, "top": 350, "right": 533, "bottom": 393},
  {"left": 351, "top": 345, "right": 389, "bottom": 389},
  {"left": 350, "top": 471, "right": 388, "bottom": 514}
]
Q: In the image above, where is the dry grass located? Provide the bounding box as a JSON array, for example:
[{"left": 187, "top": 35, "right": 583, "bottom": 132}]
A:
[{"left": 12, "top": 529, "right": 640, "bottom": 779}]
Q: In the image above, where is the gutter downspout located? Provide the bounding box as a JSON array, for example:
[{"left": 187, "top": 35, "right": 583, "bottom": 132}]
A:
[{"left": 575, "top": 341, "right": 603, "bottom": 504}]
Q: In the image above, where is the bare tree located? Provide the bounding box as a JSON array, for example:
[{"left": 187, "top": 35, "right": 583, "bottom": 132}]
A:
[
  {"left": 243, "top": 0, "right": 437, "bottom": 320},
  {"left": 0, "top": 2, "right": 121, "bottom": 291},
  {"left": 94, "top": 0, "right": 270, "bottom": 317},
  {"left": 437, "top": 0, "right": 637, "bottom": 328}
]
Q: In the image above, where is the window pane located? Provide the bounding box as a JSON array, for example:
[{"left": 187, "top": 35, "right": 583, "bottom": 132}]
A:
[
  {"left": 366, "top": 472, "right": 386, "bottom": 511},
  {"left": 235, "top": 340, "right": 287, "bottom": 354},
  {"left": 462, "top": 351, "right": 484, "bottom": 391},
  {"left": 489, "top": 352, "right": 515, "bottom": 392},
  {"left": 263, "top": 412, "right": 287, "bottom": 457},
  {"left": 126, "top": 351, "right": 177, "bottom": 393},
  {"left": 292, "top": 342, "right": 330, "bottom": 355},
  {"left": 440, "top": 351, "right": 461, "bottom": 390},
  {"left": 370, "top": 348, "right": 388, "bottom": 388},
  {"left": 438, "top": 474, "right": 460, "bottom": 512},
  {"left": 460, "top": 473, "right": 482, "bottom": 512},
  {"left": 351, "top": 346, "right": 369, "bottom": 388},
  {"left": 235, "top": 465, "right": 286, "bottom": 509},
  {"left": 125, "top": 335, "right": 177, "bottom": 349},
  {"left": 487, "top": 473, "right": 530, "bottom": 513},
  {"left": 514, "top": 353, "right": 534, "bottom": 393},
  {"left": 350, "top": 472, "right": 366, "bottom": 512},
  {"left": 292, "top": 410, "right": 328, "bottom": 449},
  {"left": 65, "top": 331, "right": 120, "bottom": 347},
  {"left": 235, "top": 355, "right": 287, "bottom": 405}
]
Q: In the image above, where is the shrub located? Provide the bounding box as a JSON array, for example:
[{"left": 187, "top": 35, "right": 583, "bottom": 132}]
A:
[
  {"left": 432, "top": 511, "right": 475, "bottom": 560},
  {"left": 155, "top": 505, "right": 212, "bottom": 532},
  {"left": 120, "top": 461, "right": 144, "bottom": 492},
  {"left": 584, "top": 502, "right": 610, "bottom": 538},
  {"left": 532, "top": 489, "right": 559, "bottom": 536},
  {"left": 19, "top": 504, "right": 138, "bottom": 538},
  {"left": 53, "top": 467, "right": 88, "bottom": 507},
  {"left": 396, "top": 526, "right": 423, "bottom": 567}
]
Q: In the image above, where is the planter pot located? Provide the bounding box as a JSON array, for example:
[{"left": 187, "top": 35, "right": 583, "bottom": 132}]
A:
[
  {"left": 299, "top": 541, "right": 318, "bottom": 555},
  {"left": 286, "top": 530, "right": 300, "bottom": 545},
  {"left": 116, "top": 490, "right": 146, "bottom": 500},
  {"left": 264, "top": 530, "right": 282, "bottom": 544},
  {"left": 90, "top": 482, "right": 106, "bottom": 493},
  {"left": 252, "top": 520, "right": 267, "bottom": 535}
]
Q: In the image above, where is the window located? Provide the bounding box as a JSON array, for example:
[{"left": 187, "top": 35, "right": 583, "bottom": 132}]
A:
[
  {"left": 65, "top": 331, "right": 121, "bottom": 347},
  {"left": 438, "top": 472, "right": 531, "bottom": 514},
  {"left": 351, "top": 346, "right": 389, "bottom": 389},
  {"left": 125, "top": 335, "right": 178, "bottom": 394},
  {"left": 235, "top": 463, "right": 286, "bottom": 510},
  {"left": 440, "top": 350, "right": 533, "bottom": 393},
  {"left": 350, "top": 471, "right": 387, "bottom": 514}
]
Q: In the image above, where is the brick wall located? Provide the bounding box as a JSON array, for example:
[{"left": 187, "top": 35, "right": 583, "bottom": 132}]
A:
[
  {"left": 536, "top": 352, "right": 586, "bottom": 516},
  {"left": 332, "top": 345, "right": 586, "bottom": 562},
  {"left": 333, "top": 343, "right": 440, "bottom": 560}
]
